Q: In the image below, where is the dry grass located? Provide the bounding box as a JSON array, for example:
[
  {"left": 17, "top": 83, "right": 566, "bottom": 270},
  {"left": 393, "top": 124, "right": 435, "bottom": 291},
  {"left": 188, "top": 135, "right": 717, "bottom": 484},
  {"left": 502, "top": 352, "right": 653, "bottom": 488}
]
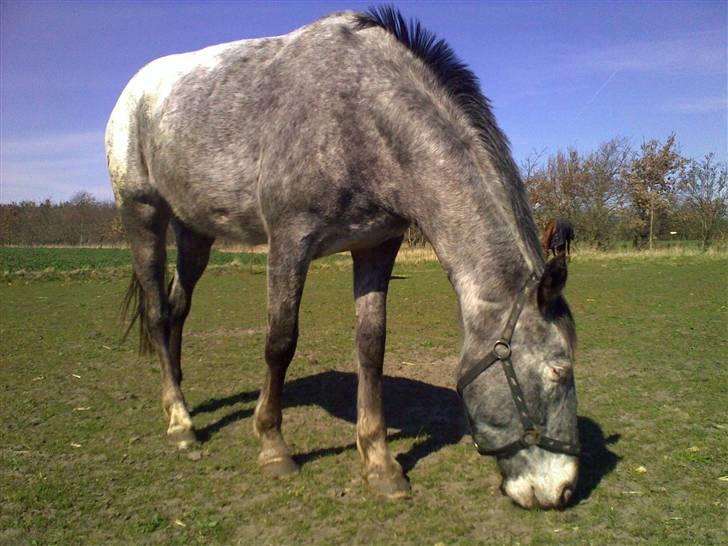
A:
[
  {"left": 215, "top": 244, "right": 269, "bottom": 254},
  {"left": 217, "top": 243, "right": 728, "bottom": 264},
  {"left": 217, "top": 244, "right": 440, "bottom": 263},
  {"left": 395, "top": 246, "right": 439, "bottom": 264},
  {"left": 572, "top": 245, "right": 728, "bottom": 261}
]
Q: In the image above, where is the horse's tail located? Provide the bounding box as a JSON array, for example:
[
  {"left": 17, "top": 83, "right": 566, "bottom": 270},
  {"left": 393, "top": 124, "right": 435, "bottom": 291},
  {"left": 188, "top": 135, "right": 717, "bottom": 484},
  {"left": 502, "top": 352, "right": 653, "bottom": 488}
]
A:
[{"left": 121, "top": 271, "right": 154, "bottom": 355}]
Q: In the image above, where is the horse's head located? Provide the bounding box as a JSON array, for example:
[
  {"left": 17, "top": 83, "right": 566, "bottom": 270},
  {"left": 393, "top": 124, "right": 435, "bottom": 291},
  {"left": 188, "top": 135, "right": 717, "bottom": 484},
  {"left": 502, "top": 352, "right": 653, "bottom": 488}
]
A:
[{"left": 459, "top": 256, "right": 579, "bottom": 509}]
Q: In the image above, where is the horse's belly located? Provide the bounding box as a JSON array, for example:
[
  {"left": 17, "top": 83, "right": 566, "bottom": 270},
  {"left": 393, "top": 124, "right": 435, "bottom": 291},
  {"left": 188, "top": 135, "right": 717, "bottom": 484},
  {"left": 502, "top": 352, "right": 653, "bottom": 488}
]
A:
[
  {"left": 312, "top": 217, "right": 409, "bottom": 258},
  {"left": 162, "top": 186, "right": 267, "bottom": 244},
  {"left": 146, "top": 136, "right": 267, "bottom": 243}
]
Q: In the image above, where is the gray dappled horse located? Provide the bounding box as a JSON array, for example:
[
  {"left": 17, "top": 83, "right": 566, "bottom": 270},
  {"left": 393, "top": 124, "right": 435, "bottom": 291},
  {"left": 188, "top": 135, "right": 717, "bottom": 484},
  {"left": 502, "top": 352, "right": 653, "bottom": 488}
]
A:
[{"left": 106, "top": 7, "right": 579, "bottom": 509}]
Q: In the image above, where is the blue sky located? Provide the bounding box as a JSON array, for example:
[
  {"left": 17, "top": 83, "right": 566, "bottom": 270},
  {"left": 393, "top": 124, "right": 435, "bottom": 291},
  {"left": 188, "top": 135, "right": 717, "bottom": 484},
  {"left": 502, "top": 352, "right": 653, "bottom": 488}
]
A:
[{"left": 1, "top": 0, "right": 725, "bottom": 203}]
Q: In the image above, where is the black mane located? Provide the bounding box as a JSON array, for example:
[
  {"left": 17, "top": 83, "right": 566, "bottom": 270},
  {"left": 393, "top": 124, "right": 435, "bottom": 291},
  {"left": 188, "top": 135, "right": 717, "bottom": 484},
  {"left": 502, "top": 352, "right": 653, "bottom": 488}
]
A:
[{"left": 355, "top": 5, "right": 516, "bottom": 176}]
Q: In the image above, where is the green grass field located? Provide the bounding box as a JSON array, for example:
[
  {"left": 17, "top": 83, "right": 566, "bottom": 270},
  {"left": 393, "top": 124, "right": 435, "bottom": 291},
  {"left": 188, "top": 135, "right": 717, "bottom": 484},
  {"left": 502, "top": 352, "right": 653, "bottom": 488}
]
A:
[
  {"left": 1, "top": 248, "right": 726, "bottom": 544},
  {"left": 0, "top": 247, "right": 351, "bottom": 280},
  {"left": 0, "top": 247, "right": 266, "bottom": 276}
]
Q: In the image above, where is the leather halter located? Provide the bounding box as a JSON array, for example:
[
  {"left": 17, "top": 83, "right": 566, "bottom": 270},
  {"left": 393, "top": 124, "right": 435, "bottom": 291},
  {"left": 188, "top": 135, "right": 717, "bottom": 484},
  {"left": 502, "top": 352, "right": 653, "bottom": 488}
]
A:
[{"left": 456, "top": 273, "right": 580, "bottom": 458}]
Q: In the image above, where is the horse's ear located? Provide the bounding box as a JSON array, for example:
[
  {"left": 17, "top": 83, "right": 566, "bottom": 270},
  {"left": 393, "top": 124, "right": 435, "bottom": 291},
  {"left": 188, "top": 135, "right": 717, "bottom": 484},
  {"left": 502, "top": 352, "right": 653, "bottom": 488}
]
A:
[{"left": 538, "top": 255, "right": 567, "bottom": 313}]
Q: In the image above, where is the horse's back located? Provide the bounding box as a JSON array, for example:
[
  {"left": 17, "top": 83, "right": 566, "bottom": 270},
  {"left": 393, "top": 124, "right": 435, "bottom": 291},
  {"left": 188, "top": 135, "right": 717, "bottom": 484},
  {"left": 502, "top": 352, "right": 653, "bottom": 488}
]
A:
[
  {"left": 105, "top": 33, "right": 287, "bottom": 241},
  {"left": 106, "top": 12, "right": 423, "bottom": 247}
]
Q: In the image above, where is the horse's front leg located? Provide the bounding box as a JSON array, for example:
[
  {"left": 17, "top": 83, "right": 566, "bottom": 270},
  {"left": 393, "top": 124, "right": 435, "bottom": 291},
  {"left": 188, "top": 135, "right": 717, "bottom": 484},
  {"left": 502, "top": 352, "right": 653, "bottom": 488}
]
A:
[
  {"left": 253, "top": 236, "right": 309, "bottom": 478},
  {"left": 352, "top": 237, "right": 410, "bottom": 499}
]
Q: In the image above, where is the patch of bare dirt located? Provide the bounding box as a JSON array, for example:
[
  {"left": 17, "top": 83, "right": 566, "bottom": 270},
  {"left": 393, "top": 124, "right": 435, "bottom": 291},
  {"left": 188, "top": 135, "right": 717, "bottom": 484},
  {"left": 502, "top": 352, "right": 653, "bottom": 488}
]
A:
[{"left": 385, "top": 351, "right": 459, "bottom": 388}]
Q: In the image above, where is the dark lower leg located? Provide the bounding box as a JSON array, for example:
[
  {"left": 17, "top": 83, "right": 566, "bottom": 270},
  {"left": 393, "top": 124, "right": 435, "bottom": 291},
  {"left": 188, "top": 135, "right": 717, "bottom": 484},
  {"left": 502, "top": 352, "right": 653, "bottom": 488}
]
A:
[
  {"left": 164, "top": 224, "right": 213, "bottom": 445},
  {"left": 123, "top": 202, "right": 196, "bottom": 447},
  {"left": 168, "top": 224, "right": 213, "bottom": 380},
  {"left": 254, "top": 340, "right": 299, "bottom": 477},
  {"left": 253, "top": 241, "right": 309, "bottom": 477},
  {"left": 352, "top": 238, "right": 409, "bottom": 498}
]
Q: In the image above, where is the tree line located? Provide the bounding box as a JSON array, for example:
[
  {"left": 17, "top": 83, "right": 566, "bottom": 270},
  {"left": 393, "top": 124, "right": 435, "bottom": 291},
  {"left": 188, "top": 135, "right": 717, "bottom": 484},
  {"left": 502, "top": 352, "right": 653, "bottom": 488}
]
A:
[
  {"left": 1, "top": 135, "right": 726, "bottom": 249},
  {"left": 0, "top": 192, "right": 124, "bottom": 246},
  {"left": 522, "top": 135, "right": 727, "bottom": 250}
]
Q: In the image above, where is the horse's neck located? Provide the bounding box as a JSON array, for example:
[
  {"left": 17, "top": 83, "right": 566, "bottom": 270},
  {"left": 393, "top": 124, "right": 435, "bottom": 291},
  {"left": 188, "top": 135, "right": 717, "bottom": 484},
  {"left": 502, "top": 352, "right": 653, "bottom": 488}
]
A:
[{"left": 413, "top": 153, "right": 540, "bottom": 346}]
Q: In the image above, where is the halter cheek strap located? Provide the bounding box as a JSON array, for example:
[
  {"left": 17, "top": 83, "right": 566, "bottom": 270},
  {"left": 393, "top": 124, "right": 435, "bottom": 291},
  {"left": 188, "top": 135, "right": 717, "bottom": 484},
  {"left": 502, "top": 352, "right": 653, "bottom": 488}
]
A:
[{"left": 456, "top": 274, "right": 580, "bottom": 458}]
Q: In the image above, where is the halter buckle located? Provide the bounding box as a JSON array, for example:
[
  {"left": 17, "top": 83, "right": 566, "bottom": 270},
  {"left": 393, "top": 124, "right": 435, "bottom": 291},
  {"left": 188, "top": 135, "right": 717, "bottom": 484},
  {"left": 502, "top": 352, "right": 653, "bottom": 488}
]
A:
[
  {"left": 493, "top": 339, "right": 511, "bottom": 360},
  {"left": 523, "top": 429, "right": 540, "bottom": 446}
]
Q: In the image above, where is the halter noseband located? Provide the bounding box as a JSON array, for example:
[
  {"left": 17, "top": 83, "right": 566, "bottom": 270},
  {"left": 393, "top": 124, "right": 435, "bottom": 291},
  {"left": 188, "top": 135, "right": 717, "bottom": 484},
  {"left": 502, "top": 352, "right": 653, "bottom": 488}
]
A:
[{"left": 456, "top": 273, "right": 580, "bottom": 458}]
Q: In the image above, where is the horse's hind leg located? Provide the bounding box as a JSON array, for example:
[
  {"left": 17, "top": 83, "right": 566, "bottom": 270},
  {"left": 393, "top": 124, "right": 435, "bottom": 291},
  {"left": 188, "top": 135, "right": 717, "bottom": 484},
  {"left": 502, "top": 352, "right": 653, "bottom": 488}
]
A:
[
  {"left": 168, "top": 221, "right": 213, "bottom": 382},
  {"left": 351, "top": 237, "right": 410, "bottom": 499},
  {"left": 121, "top": 199, "right": 194, "bottom": 448},
  {"left": 165, "top": 221, "right": 214, "bottom": 442},
  {"left": 253, "top": 234, "right": 310, "bottom": 478}
]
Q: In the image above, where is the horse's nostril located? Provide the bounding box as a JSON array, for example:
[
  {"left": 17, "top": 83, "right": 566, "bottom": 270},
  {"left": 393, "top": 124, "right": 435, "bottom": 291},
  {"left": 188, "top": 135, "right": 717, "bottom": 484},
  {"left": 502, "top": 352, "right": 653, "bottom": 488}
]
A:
[{"left": 560, "top": 485, "right": 574, "bottom": 507}]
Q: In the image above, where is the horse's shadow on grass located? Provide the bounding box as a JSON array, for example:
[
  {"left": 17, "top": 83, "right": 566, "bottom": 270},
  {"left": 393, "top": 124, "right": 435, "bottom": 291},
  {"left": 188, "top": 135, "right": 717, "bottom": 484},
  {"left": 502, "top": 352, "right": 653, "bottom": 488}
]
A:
[{"left": 192, "top": 370, "right": 619, "bottom": 504}]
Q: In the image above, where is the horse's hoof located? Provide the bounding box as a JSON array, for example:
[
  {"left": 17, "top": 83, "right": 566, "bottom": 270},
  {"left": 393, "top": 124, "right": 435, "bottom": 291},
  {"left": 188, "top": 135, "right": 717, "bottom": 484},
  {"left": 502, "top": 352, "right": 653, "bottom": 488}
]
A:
[
  {"left": 167, "top": 428, "right": 197, "bottom": 450},
  {"left": 365, "top": 472, "right": 411, "bottom": 500},
  {"left": 259, "top": 455, "right": 300, "bottom": 479}
]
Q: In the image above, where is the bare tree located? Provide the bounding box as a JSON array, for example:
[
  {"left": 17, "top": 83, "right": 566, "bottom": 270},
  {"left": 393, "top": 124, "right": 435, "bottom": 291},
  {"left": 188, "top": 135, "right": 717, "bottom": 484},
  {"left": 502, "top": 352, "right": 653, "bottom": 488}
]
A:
[
  {"left": 0, "top": 196, "right": 123, "bottom": 246},
  {"left": 679, "top": 154, "right": 728, "bottom": 249},
  {"left": 521, "top": 142, "right": 631, "bottom": 248},
  {"left": 626, "top": 134, "right": 685, "bottom": 249},
  {"left": 523, "top": 148, "right": 583, "bottom": 228},
  {"left": 520, "top": 149, "right": 548, "bottom": 225},
  {"left": 577, "top": 139, "right": 632, "bottom": 247},
  {"left": 404, "top": 223, "right": 428, "bottom": 247}
]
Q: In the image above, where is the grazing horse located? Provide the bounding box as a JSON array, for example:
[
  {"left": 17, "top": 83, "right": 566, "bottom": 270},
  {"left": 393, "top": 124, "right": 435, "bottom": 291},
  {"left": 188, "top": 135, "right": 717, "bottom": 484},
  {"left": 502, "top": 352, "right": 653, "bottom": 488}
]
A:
[
  {"left": 543, "top": 218, "right": 574, "bottom": 260},
  {"left": 106, "top": 7, "right": 579, "bottom": 509}
]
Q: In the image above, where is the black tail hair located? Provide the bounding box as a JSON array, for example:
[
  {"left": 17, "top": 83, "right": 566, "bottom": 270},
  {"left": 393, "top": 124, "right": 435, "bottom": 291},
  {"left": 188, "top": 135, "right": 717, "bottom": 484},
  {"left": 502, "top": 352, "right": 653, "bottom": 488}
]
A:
[{"left": 120, "top": 272, "right": 154, "bottom": 355}]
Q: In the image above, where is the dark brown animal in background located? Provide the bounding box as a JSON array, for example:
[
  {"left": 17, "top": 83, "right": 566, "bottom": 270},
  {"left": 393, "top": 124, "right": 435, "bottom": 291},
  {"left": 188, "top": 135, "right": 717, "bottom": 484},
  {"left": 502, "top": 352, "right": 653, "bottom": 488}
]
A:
[{"left": 543, "top": 218, "right": 574, "bottom": 260}]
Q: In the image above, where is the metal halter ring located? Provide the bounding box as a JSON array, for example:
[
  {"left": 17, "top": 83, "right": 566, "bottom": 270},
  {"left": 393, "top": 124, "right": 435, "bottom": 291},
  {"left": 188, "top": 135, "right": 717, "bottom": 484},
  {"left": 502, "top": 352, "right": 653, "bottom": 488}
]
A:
[
  {"left": 522, "top": 429, "right": 540, "bottom": 446},
  {"left": 493, "top": 340, "right": 511, "bottom": 360}
]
